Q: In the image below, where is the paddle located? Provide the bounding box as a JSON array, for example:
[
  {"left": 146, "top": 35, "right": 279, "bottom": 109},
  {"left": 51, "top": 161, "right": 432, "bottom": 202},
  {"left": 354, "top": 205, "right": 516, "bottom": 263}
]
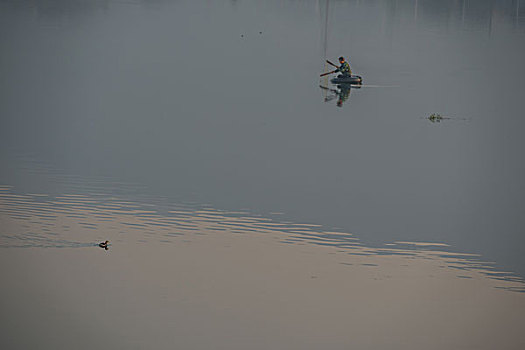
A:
[
  {"left": 326, "top": 60, "right": 338, "bottom": 68},
  {"left": 320, "top": 70, "right": 337, "bottom": 77}
]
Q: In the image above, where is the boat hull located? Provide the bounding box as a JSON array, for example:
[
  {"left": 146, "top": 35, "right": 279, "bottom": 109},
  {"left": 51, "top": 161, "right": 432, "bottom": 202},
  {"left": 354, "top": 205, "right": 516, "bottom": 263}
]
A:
[{"left": 330, "top": 75, "right": 363, "bottom": 85}]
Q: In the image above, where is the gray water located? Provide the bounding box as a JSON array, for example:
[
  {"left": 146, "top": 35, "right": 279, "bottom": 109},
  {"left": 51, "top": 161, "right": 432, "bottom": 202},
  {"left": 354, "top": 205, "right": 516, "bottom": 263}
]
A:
[
  {"left": 2, "top": 0, "right": 524, "bottom": 275},
  {"left": 1, "top": 0, "right": 525, "bottom": 348}
]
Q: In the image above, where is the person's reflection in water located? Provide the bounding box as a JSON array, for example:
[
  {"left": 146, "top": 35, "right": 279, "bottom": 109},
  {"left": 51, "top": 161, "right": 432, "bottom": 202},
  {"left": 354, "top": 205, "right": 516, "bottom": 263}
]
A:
[
  {"left": 320, "top": 83, "right": 353, "bottom": 107},
  {"left": 336, "top": 84, "right": 351, "bottom": 107}
]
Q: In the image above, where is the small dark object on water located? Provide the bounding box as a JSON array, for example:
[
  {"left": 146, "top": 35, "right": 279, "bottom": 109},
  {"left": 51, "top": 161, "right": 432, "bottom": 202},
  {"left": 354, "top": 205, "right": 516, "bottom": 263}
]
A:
[
  {"left": 241, "top": 34, "right": 244, "bottom": 37},
  {"left": 428, "top": 113, "right": 450, "bottom": 123},
  {"left": 429, "top": 113, "right": 442, "bottom": 122},
  {"left": 259, "top": 31, "right": 262, "bottom": 34},
  {"left": 427, "top": 113, "right": 469, "bottom": 123},
  {"left": 99, "top": 240, "right": 109, "bottom": 250}
]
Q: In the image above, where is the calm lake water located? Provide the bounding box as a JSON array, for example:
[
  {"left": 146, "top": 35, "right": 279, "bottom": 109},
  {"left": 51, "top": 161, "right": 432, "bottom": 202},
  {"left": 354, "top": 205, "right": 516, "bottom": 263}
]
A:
[{"left": 1, "top": 0, "right": 525, "bottom": 349}]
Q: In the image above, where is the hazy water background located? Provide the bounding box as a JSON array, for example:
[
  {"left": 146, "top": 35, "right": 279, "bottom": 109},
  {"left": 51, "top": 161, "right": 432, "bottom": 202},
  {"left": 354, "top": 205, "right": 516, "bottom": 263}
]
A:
[
  {"left": 1, "top": 0, "right": 525, "bottom": 348},
  {"left": 2, "top": 0, "right": 524, "bottom": 274}
]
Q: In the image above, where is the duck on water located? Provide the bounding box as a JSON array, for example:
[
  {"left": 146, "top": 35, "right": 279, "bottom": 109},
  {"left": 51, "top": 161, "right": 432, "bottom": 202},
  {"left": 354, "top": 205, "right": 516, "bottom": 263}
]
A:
[{"left": 98, "top": 240, "right": 109, "bottom": 250}]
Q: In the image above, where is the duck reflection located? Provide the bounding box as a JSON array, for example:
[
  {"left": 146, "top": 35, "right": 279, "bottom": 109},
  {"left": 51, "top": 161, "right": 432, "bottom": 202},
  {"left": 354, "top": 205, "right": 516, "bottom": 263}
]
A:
[{"left": 320, "top": 83, "right": 359, "bottom": 107}]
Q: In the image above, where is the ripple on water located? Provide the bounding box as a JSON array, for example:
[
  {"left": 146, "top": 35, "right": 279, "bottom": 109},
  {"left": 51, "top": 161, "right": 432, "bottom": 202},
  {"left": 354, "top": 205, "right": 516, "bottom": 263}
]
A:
[{"left": 0, "top": 186, "right": 524, "bottom": 292}]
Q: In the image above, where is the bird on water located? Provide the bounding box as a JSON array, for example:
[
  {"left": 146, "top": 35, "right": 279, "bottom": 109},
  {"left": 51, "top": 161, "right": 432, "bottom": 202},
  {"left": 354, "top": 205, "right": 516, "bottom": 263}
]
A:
[{"left": 99, "top": 240, "right": 109, "bottom": 250}]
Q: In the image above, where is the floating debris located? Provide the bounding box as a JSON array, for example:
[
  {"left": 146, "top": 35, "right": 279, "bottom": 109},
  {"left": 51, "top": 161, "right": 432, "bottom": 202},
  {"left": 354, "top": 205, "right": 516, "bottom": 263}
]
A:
[
  {"left": 428, "top": 113, "right": 449, "bottom": 123},
  {"left": 425, "top": 113, "right": 470, "bottom": 123}
]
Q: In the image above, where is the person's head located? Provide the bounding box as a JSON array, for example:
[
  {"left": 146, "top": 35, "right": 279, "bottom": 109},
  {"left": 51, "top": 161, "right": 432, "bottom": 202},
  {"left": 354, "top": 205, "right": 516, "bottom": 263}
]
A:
[{"left": 339, "top": 56, "right": 345, "bottom": 63}]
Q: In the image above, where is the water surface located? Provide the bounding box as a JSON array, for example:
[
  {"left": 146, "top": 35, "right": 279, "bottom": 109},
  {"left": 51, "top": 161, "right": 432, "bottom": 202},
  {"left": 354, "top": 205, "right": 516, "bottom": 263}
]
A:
[{"left": 1, "top": 0, "right": 525, "bottom": 348}]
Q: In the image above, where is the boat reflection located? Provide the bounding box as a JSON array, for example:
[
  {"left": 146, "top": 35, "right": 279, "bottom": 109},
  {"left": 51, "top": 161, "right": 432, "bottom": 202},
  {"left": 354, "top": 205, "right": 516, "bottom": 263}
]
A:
[{"left": 320, "top": 83, "right": 360, "bottom": 107}]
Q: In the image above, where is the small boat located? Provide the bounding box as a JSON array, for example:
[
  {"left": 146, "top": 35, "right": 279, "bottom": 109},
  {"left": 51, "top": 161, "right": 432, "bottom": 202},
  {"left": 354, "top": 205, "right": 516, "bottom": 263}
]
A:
[{"left": 330, "top": 75, "right": 363, "bottom": 85}]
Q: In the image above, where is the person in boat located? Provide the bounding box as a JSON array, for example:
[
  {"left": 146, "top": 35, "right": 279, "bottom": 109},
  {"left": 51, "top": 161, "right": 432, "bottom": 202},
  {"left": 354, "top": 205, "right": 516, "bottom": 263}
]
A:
[{"left": 335, "top": 56, "right": 352, "bottom": 77}]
